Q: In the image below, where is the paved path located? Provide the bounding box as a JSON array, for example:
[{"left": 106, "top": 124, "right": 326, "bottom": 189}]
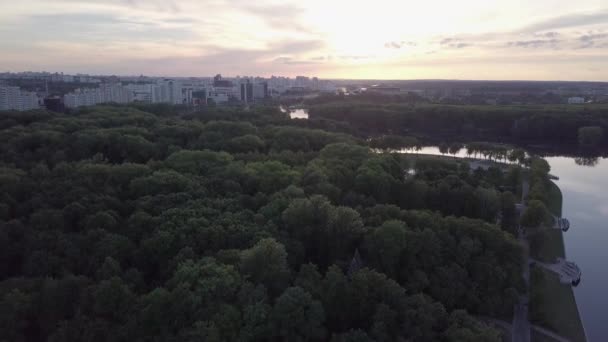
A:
[
  {"left": 479, "top": 317, "right": 570, "bottom": 342},
  {"left": 532, "top": 325, "right": 572, "bottom": 342},
  {"left": 512, "top": 178, "right": 531, "bottom": 342}
]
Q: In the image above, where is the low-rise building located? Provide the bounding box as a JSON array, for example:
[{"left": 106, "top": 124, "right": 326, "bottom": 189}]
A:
[{"left": 568, "top": 96, "right": 585, "bottom": 104}]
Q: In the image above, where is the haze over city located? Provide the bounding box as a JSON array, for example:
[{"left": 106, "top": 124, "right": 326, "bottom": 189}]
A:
[{"left": 1, "top": 0, "right": 607, "bottom": 80}]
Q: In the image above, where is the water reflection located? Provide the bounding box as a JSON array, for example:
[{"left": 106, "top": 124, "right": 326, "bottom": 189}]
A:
[
  {"left": 279, "top": 106, "right": 309, "bottom": 119},
  {"left": 397, "top": 146, "right": 518, "bottom": 164},
  {"left": 574, "top": 157, "right": 599, "bottom": 167},
  {"left": 288, "top": 108, "right": 309, "bottom": 119}
]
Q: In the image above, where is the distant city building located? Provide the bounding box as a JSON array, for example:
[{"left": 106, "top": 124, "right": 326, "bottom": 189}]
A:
[
  {"left": 64, "top": 83, "right": 133, "bottom": 108},
  {"left": 0, "top": 86, "right": 40, "bottom": 111},
  {"left": 368, "top": 86, "right": 402, "bottom": 95},
  {"left": 295, "top": 75, "right": 311, "bottom": 87},
  {"left": 2, "top": 71, "right": 338, "bottom": 108},
  {"left": 253, "top": 82, "right": 269, "bottom": 99},
  {"left": 192, "top": 89, "right": 207, "bottom": 105},
  {"left": 213, "top": 74, "right": 233, "bottom": 88},
  {"left": 240, "top": 79, "right": 254, "bottom": 103},
  {"left": 43, "top": 97, "right": 64, "bottom": 112},
  {"left": 568, "top": 96, "right": 585, "bottom": 104},
  {"left": 207, "top": 91, "right": 229, "bottom": 104},
  {"left": 125, "top": 83, "right": 155, "bottom": 103}
]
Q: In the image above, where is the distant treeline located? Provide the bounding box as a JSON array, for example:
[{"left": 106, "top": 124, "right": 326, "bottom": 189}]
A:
[{"left": 307, "top": 100, "right": 608, "bottom": 148}]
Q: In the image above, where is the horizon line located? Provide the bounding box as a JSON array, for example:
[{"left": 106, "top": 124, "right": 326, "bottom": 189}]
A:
[{"left": 2, "top": 71, "right": 608, "bottom": 84}]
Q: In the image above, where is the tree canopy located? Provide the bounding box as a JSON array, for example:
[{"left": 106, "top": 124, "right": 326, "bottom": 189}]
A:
[{"left": 0, "top": 104, "right": 526, "bottom": 341}]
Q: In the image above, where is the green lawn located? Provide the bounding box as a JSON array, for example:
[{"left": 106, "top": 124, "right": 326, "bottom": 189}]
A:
[
  {"left": 530, "top": 268, "right": 586, "bottom": 342},
  {"left": 528, "top": 180, "right": 585, "bottom": 341},
  {"left": 531, "top": 330, "right": 561, "bottom": 342},
  {"left": 546, "top": 181, "right": 563, "bottom": 217},
  {"left": 529, "top": 229, "right": 565, "bottom": 262}
]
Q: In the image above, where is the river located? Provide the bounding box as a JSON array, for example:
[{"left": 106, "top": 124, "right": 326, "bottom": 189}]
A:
[
  {"left": 546, "top": 156, "right": 607, "bottom": 342},
  {"left": 405, "top": 147, "right": 606, "bottom": 341}
]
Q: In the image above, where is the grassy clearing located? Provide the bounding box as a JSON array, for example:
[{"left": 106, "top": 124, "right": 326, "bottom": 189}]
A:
[
  {"left": 530, "top": 229, "right": 565, "bottom": 262},
  {"left": 530, "top": 268, "right": 586, "bottom": 342},
  {"left": 531, "top": 330, "right": 561, "bottom": 342},
  {"left": 546, "top": 181, "right": 563, "bottom": 217},
  {"left": 529, "top": 179, "right": 565, "bottom": 263},
  {"left": 529, "top": 180, "right": 585, "bottom": 341}
]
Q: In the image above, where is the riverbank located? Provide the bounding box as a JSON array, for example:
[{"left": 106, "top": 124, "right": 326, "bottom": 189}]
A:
[
  {"left": 529, "top": 180, "right": 586, "bottom": 342},
  {"left": 401, "top": 150, "right": 586, "bottom": 340}
]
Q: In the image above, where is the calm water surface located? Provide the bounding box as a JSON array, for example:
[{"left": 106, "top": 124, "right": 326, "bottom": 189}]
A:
[
  {"left": 406, "top": 147, "right": 606, "bottom": 341},
  {"left": 288, "top": 108, "right": 309, "bottom": 119},
  {"left": 546, "top": 156, "right": 608, "bottom": 342}
]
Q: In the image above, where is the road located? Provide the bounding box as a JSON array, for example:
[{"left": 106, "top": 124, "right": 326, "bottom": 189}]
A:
[
  {"left": 479, "top": 317, "right": 571, "bottom": 342},
  {"left": 521, "top": 178, "right": 530, "bottom": 203},
  {"left": 513, "top": 178, "right": 531, "bottom": 342},
  {"left": 531, "top": 325, "right": 572, "bottom": 342}
]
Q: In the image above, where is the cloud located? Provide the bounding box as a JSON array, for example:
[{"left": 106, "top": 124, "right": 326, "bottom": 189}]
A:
[
  {"left": 439, "top": 38, "right": 471, "bottom": 49},
  {"left": 273, "top": 57, "right": 292, "bottom": 63},
  {"left": 137, "top": 38, "right": 325, "bottom": 69},
  {"left": 508, "top": 39, "right": 561, "bottom": 48},
  {"left": 598, "top": 203, "right": 608, "bottom": 217},
  {"left": 534, "top": 31, "right": 560, "bottom": 38},
  {"left": 579, "top": 33, "right": 608, "bottom": 42},
  {"left": 577, "top": 32, "right": 608, "bottom": 48},
  {"left": 270, "top": 40, "right": 325, "bottom": 54},
  {"left": 272, "top": 56, "right": 321, "bottom": 65},
  {"left": 451, "top": 43, "right": 472, "bottom": 49},
  {"left": 339, "top": 55, "right": 373, "bottom": 60},
  {"left": 240, "top": 2, "right": 302, "bottom": 24},
  {"left": 58, "top": 0, "right": 182, "bottom": 13},
  {"left": 384, "top": 41, "right": 417, "bottom": 49},
  {"left": 520, "top": 11, "right": 608, "bottom": 33},
  {"left": 2, "top": 0, "right": 608, "bottom": 79},
  {"left": 15, "top": 12, "right": 197, "bottom": 43}
]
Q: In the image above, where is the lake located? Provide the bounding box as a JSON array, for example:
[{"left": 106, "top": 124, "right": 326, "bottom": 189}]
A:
[{"left": 405, "top": 146, "right": 606, "bottom": 341}]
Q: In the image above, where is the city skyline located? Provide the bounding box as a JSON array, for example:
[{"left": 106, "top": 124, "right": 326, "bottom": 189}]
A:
[{"left": 1, "top": 0, "right": 607, "bottom": 81}]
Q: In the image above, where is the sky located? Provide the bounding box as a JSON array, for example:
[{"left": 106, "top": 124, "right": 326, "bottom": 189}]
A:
[{"left": 0, "top": 0, "right": 607, "bottom": 80}]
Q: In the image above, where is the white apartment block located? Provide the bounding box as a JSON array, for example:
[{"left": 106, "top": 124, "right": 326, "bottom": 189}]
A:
[
  {"left": 568, "top": 97, "right": 585, "bottom": 104},
  {"left": 64, "top": 83, "right": 133, "bottom": 108},
  {"left": 64, "top": 80, "right": 199, "bottom": 108},
  {"left": 0, "top": 86, "right": 40, "bottom": 111},
  {"left": 126, "top": 83, "right": 155, "bottom": 103},
  {"left": 207, "top": 91, "right": 229, "bottom": 104}
]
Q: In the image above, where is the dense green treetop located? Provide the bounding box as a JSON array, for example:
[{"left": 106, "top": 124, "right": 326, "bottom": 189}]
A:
[{"left": 0, "top": 105, "right": 526, "bottom": 341}]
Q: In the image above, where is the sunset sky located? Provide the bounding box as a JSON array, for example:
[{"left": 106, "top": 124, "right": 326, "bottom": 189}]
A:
[{"left": 1, "top": 0, "right": 607, "bottom": 80}]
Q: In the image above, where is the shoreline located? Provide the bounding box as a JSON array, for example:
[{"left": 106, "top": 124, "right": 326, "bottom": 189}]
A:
[
  {"left": 402, "top": 151, "right": 587, "bottom": 341},
  {"left": 549, "top": 180, "right": 589, "bottom": 342},
  {"left": 529, "top": 180, "right": 586, "bottom": 342}
]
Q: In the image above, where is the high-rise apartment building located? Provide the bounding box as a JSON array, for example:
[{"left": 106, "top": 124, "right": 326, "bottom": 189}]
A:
[{"left": 0, "top": 86, "right": 40, "bottom": 111}]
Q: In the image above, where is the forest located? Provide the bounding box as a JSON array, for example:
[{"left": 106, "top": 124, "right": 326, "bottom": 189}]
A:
[
  {"left": 1, "top": 105, "right": 527, "bottom": 341},
  {"left": 305, "top": 95, "right": 608, "bottom": 149}
]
